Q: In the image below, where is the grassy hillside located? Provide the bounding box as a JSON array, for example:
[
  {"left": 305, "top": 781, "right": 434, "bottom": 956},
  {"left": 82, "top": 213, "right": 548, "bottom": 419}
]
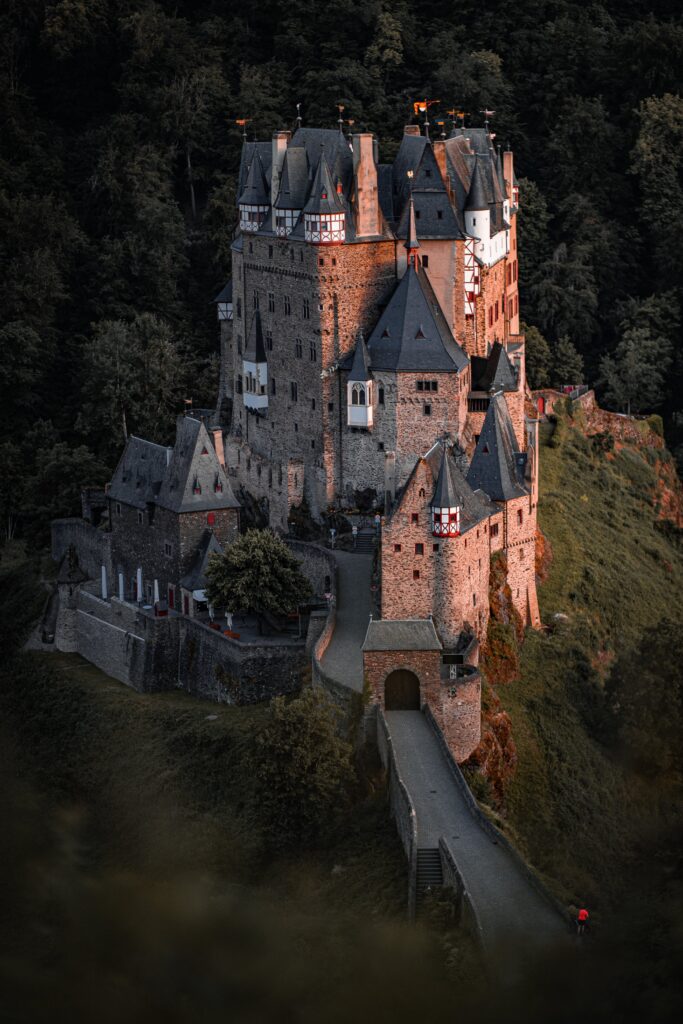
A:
[{"left": 482, "top": 413, "right": 683, "bottom": 914}]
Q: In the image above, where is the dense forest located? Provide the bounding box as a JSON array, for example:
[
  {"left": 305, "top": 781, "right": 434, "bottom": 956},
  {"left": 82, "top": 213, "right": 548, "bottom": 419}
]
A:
[{"left": 1, "top": 0, "right": 683, "bottom": 543}]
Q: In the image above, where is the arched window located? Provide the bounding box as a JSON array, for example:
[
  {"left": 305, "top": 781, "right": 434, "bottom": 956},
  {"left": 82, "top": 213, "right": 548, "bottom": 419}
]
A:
[{"left": 352, "top": 383, "right": 366, "bottom": 406}]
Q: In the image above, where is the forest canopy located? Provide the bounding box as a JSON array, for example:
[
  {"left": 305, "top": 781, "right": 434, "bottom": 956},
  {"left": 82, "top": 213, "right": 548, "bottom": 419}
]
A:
[{"left": 1, "top": 0, "right": 682, "bottom": 541}]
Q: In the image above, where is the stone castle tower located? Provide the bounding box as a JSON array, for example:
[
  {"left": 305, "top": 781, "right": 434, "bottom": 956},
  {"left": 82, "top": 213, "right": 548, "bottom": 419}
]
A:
[{"left": 214, "top": 120, "right": 539, "bottom": 759}]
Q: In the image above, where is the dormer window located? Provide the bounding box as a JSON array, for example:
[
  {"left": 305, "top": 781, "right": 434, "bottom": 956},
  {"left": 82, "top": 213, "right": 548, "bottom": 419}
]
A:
[
  {"left": 192, "top": 478, "right": 201, "bottom": 495},
  {"left": 304, "top": 212, "right": 345, "bottom": 244},
  {"left": 431, "top": 507, "right": 461, "bottom": 537},
  {"left": 239, "top": 203, "right": 268, "bottom": 233}
]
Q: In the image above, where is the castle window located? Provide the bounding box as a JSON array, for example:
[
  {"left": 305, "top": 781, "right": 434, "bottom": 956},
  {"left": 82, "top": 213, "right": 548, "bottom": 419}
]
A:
[
  {"left": 253, "top": 290, "right": 259, "bottom": 310},
  {"left": 411, "top": 513, "right": 418, "bottom": 524},
  {"left": 207, "top": 512, "right": 216, "bottom": 526},
  {"left": 413, "top": 569, "right": 420, "bottom": 579},
  {"left": 319, "top": 258, "right": 324, "bottom": 266},
  {"left": 473, "top": 593, "right": 477, "bottom": 606},
  {"left": 488, "top": 308, "right": 493, "bottom": 327},
  {"left": 378, "top": 387, "right": 385, "bottom": 405},
  {"left": 415, "top": 543, "right": 424, "bottom": 555},
  {"left": 115, "top": 502, "right": 121, "bottom": 515},
  {"left": 490, "top": 523, "right": 499, "bottom": 538},
  {"left": 164, "top": 542, "right": 172, "bottom": 556},
  {"left": 415, "top": 210, "right": 420, "bottom": 219},
  {"left": 290, "top": 381, "right": 298, "bottom": 402},
  {"left": 328, "top": 402, "right": 334, "bottom": 411},
  {"left": 378, "top": 442, "right": 384, "bottom": 451},
  {"left": 332, "top": 257, "right": 337, "bottom": 266},
  {"left": 270, "top": 377, "right": 276, "bottom": 395},
  {"left": 424, "top": 404, "right": 431, "bottom": 416},
  {"left": 517, "top": 509, "right": 523, "bottom": 525},
  {"left": 495, "top": 301, "right": 499, "bottom": 320},
  {"left": 433, "top": 543, "right": 439, "bottom": 552},
  {"left": 284, "top": 295, "right": 291, "bottom": 315},
  {"left": 303, "top": 298, "right": 310, "bottom": 320},
  {"left": 236, "top": 298, "right": 242, "bottom": 319},
  {"left": 351, "top": 383, "right": 366, "bottom": 406},
  {"left": 437, "top": 210, "right": 443, "bottom": 219},
  {"left": 425, "top": 169, "right": 431, "bottom": 178},
  {"left": 268, "top": 245, "right": 273, "bottom": 258},
  {"left": 416, "top": 380, "right": 438, "bottom": 392},
  {"left": 137, "top": 511, "right": 143, "bottom": 525},
  {"left": 268, "top": 292, "right": 275, "bottom": 312},
  {"left": 237, "top": 375, "right": 243, "bottom": 394},
  {"left": 311, "top": 440, "right": 315, "bottom": 449},
  {"left": 394, "top": 544, "right": 401, "bottom": 552},
  {"left": 422, "top": 254, "right": 429, "bottom": 268},
  {"left": 311, "top": 398, "right": 316, "bottom": 410},
  {"left": 265, "top": 329, "right": 273, "bottom": 351},
  {"left": 237, "top": 336, "right": 242, "bottom": 354},
  {"left": 248, "top": 241, "right": 253, "bottom": 254},
  {"left": 419, "top": 488, "right": 425, "bottom": 497},
  {"left": 309, "top": 341, "right": 317, "bottom": 362},
  {"left": 295, "top": 338, "right": 303, "bottom": 358}
]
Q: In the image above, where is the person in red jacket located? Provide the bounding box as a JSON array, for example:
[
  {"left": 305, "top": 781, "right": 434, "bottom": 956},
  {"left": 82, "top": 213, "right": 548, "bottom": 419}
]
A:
[{"left": 577, "top": 907, "right": 589, "bottom": 935}]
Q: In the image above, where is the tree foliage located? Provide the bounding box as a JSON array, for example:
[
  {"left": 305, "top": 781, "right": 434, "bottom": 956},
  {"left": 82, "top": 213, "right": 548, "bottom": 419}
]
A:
[
  {"left": 251, "top": 686, "right": 353, "bottom": 847},
  {"left": 205, "top": 529, "right": 312, "bottom": 620}
]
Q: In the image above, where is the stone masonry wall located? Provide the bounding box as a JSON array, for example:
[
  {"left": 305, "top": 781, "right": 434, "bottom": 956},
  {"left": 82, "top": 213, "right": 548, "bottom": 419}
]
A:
[
  {"left": 52, "top": 518, "right": 113, "bottom": 580},
  {"left": 364, "top": 648, "right": 442, "bottom": 711},
  {"left": 440, "top": 670, "right": 482, "bottom": 762},
  {"left": 503, "top": 494, "right": 539, "bottom": 626}
]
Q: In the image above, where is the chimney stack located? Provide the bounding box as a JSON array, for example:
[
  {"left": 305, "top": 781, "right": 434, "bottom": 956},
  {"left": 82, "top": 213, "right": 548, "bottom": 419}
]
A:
[
  {"left": 212, "top": 428, "right": 226, "bottom": 468},
  {"left": 403, "top": 125, "right": 421, "bottom": 137},
  {"left": 271, "top": 130, "right": 291, "bottom": 205},
  {"left": 352, "top": 133, "right": 379, "bottom": 238}
]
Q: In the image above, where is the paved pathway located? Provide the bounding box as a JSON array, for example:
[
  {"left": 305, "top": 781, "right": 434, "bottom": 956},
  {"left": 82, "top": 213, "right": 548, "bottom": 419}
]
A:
[
  {"left": 320, "top": 551, "right": 372, "bottom": 692},
  {"left": 386, "top": 710, "right": 566, "bottom": 955}
]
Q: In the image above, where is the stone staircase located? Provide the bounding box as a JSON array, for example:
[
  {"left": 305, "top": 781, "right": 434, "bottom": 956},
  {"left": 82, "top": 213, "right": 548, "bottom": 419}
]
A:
[
  {"left": 353, "top": 530, "right": 375, "bottom": 553},
  {"left": 416, "top": 847, "right": 443, "bottom": 915}
]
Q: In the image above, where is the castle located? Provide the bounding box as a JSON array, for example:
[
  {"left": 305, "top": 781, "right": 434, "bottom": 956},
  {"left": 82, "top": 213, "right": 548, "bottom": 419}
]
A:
[
  {"left": 214, "top": 120, "right": 540, "bottom": 759},
  {"left": 49, "top": 118, "right": 540, "bottom": 766}
]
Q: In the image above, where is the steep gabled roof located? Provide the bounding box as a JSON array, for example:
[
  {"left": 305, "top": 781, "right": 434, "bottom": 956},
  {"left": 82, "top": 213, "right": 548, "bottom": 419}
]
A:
[
  {"left": 244, "top": 310, "right": 267, "bottom": 363},
  {"left": 390, "top": 445, "right": 492, "bottom": 534},
  {"left": 396, "top": 189, "right": 465, "bottom": 240},
  {"left": 237, "top": 141, "right": 272, "bottom": 200},
  {"left": 348, "top": 330, "right": 372, "bottom": 381},
  {"left": 274, "top": 146, "right": 309, "bottom": 209},
  {"left": 156, "top": 416, "right": 240, "bottom": 514},
  {"left": 471, "top": 342, "right": 518, "bottom": 393},
  {"left": 108, "top": 436, "right": 171, "bottom": 511},
  {"left": 238, "top": 149, "right": 269, "bottom": 206},
  {"left": 290, "top": 127, "right": 354, "bottom": 195},
  {"left": 364, "top": 264, "right": 468, "bottom": 373},
  {"left": 180, "top": 530, "right": 224, "bottom": 592},
  {"left": 303, "top": 154, "right": 345, "bottom": 215},
  {"left": 466, "top": 394, "right": 527, "bottom": 502}
]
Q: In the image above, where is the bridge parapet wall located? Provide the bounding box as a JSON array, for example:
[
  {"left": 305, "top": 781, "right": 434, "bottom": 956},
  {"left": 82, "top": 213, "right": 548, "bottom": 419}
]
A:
[{"left": 377, "top": 709, "right": 418, "bottom": 920}]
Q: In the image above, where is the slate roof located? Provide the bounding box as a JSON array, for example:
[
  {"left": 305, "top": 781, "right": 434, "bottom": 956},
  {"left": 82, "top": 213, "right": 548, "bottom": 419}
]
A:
[
  {"left": 108, "top": 437, "right": 171, "bottom": 511},
  {"left": 109, "top": 418, "right": 240, "bottom": 515},
  {"left": 431, "top": 445, "right": 461, "bottom": 508},
  {"left": 465, "top": 155, "right": 490, "bottom": 211},
  {"left": 237, "top": 141, "right": 271, "bottom": 200},
  {"left": 304, "top": 154, "right": 345, "bottom": 215},
  {"left": 362, "top": 618, "right": 442, "bottom": 652},
  {"left": 348, "top": 330, "right": 372, "bottom": 381},
  {"left": 396, "top": 189, "right": 464, "bottom": 241},
  {"left": 273, "top": 146, "right": 309, "bottom": 209},
  {"left": 423, "top": 444, "right": 493, "bottom": 532},
  {"left": 291, "top": 127, "right": 354, "bottom": 195},
  {"left": 214, "top": 279, "right": 232, "bottom": 303},
  {"left": 180, "top": 530, "right": 223, "bottom": 591},
  {"left": 360, "top": 264, "right": 468, "bottom": 373},
  {"left": 244, "top": 310, "right": 267, "bottom": 363},
  {"left": 238, "top": 149, "right": 269, "bottom": 206},
  {"left": 466, "top": 394, "right": 527, "bottom": 502},
  {"left": 471, "top": 342, "right": 518, "bottom": 393}
]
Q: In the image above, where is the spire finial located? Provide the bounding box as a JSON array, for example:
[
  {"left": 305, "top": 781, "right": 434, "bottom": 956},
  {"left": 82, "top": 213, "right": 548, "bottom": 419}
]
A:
[
  {"left": 337, "top": 103, "right": 345, "bottom": 134},
  {"left": 296, "top": 102, "right": 302, "bottom": 129},
  {"left": 404, "top": 193, "right": 420, "bottom": 267}
]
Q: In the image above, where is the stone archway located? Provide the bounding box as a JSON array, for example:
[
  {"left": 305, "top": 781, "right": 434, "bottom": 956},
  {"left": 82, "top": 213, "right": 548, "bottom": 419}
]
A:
[{"left": 384, "top": 669, "right": 420, "bottom": 711}]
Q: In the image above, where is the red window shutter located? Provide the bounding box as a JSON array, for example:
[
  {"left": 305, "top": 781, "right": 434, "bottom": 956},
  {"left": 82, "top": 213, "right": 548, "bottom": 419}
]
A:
[{"left": 207, "top": 512, "right": 216, "bottom": 526}]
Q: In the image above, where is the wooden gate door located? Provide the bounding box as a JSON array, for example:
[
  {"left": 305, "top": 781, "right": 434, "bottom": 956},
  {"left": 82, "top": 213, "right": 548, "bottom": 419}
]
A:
[{"left": 384, "top": 669, "right": 420, "bottom": 710}]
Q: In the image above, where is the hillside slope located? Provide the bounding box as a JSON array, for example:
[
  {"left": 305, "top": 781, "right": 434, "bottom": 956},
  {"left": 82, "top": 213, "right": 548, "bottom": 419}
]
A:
[{"left": 473, "top": 409, "right": 683, "bottom": 917}]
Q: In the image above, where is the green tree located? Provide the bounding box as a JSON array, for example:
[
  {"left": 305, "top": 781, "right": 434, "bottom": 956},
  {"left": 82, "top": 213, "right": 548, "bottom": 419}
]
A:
[
  {"left": 551, "top": 335, "right": 583, "bottom": 388},
  {"left": 0, "top": 322, "right": 46, "bottom": 432},
  {"left": 600, "top": 327, "right": 672, "bottom": 416},
  {"left": 251, "top": 687, "right": 353, "bottom": 847},
  {"left": 77, "top": 314, "right": 187, "bottom": 457},
  {"left": 206, "top": 529, "right": 312, "bottom": 630},
  {"left": 522, "top": 322, "right": 551, "bottom": 389},
  {"left": 25, "top": 442, "right": 108, "bottom": 543}
]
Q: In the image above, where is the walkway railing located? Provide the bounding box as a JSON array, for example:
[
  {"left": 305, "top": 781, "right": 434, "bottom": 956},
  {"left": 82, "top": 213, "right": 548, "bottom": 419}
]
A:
[{"left": 377, "top": 709, "right": 419, "bottom": 920}]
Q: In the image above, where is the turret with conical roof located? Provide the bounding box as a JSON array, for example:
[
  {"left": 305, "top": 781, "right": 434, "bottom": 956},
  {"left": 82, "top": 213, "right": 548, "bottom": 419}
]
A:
[
  {"left": 347, "top": 329, "right": 374, "bottom": 428},
  {"left": 404, "top": 193, "right": 420, "bottom": 266},
  {"left": 431, "top": 445, "right": 462, "bottom": 536},
  {"left": 238, "top": 151, "right": 270, "bottom": 233},
  {"left": 242, "top": 311, "right": 268, "bottom": 412}
]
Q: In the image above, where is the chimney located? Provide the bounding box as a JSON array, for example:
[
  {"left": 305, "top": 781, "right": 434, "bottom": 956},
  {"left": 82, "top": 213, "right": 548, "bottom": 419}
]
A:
[
  {"left": 503, "top": 149, "right": 514, "bottom": 204},
  {"left": 404, "top": 125, "right": 421, "bottom": 137},
  {"left": 271, "top": 130, "right": 290, "bottom": 205},
  {"left": 352, "top": 133, "right": 379, "bottom": 238},
  {"left": 212, "top": 428, "right": 226, "bottom": 468},
  {"left": 432, "top": 139, "right": 449, "bottom": 189}
]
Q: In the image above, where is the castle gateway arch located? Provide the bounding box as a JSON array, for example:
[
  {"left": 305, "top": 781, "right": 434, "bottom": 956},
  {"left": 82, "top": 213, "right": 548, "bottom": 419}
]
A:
[{"left": 384, "top": 669, "right": 420, "bottom": 711}]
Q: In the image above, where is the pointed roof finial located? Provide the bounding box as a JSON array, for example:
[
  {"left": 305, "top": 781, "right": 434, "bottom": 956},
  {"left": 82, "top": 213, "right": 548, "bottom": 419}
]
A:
[
  {"left": 348, "top": 328, "right": 372, "bottom": 382},
  {"left": 296, "top": 102, "right": 302, "bottom": 129},
  {"left": 404, "top": 193, "right": 420, "bottom": 266},
  {"left": 337, "top": 103, "right": 345, "bottom": 134}
]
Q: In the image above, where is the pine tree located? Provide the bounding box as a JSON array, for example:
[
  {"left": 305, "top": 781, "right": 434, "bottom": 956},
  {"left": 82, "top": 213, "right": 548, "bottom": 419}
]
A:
[{"left": 551, "top": 335, "right": 583, "bottom": 388}]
